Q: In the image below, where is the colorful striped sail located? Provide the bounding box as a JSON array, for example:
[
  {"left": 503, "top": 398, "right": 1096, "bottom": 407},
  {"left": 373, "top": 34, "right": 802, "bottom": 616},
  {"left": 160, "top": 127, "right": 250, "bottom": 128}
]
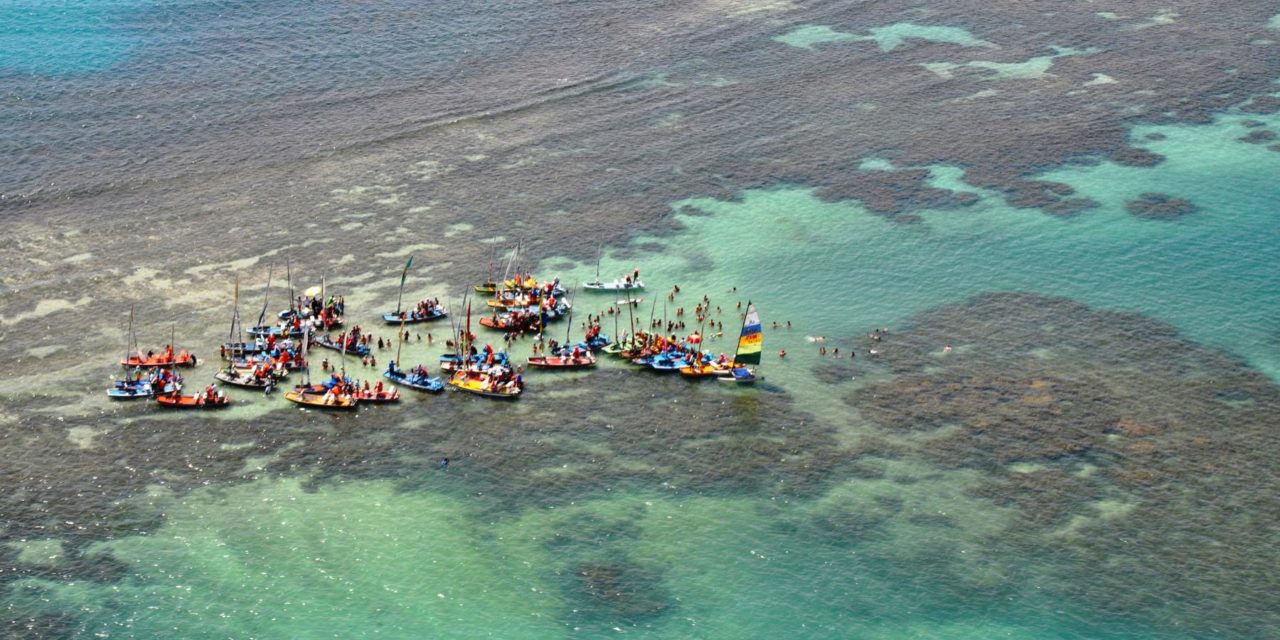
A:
[{"left": 736, "top": 302, "right": 763, "bottom": 365}]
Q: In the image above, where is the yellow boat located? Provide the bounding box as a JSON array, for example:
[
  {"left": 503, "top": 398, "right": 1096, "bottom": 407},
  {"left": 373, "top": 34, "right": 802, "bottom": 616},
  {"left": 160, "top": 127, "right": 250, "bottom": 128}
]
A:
[
  {"left": 447, "top": 372, "right": 522, "bottom": 399},
  {"left": 283, "top": 387, "right": 358, "bottom": 409}
]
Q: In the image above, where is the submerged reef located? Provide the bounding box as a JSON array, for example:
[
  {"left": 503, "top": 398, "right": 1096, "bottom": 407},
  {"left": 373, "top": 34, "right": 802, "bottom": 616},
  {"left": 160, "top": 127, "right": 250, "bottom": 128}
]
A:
[
  {"left": 840, "top": 292, "right": 1280, "bottom": 637},
  {"left": 1125, "top": 192, "right": 1200, "bottom": 219}
]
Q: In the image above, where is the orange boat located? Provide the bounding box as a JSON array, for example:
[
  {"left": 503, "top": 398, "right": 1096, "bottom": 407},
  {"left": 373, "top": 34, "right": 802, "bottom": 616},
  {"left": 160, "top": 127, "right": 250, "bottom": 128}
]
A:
[
  {"left": 122, "top": 348, "right": 198, "bottom": 368},
  {"left": 155, "top": 390, "right": 229, "bottom": 409}
]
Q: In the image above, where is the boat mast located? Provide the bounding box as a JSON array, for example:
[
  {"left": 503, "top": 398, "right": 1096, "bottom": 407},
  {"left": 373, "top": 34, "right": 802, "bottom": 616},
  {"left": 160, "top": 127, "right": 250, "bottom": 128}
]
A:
[
  {"left": 302, "top": 324, "right": 311, "bottom": 386},
  {"left": 395, "top": 255, "right": 413, "bottom": 316},
  {"left": 123, "top": 304, "right": 134, "bottom": 369},
  {"left": 564, "top": 288, "right": 576, "bottom": 346},
  {"left": 593, "top": 243, "right": 601, "bottom": 284},
  {"left": 646, "top": 298, "right": 657, "bottom": 349},
  {"left": 395, "top": 317, "right": 406, "bottom": 369},
  {"left": 257, "top": 266, "right": 273, "bottom": 328},
  {"left": 229, "top": 276, "right": 241, "bottom": 343}
]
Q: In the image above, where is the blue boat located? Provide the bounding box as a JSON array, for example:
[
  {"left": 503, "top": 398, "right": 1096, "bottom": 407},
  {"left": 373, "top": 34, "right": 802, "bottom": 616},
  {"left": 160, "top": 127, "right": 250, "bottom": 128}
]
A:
[
  {"left": 383, "top": 362, "right": 445, "bottom": 392},
  {"left": 648, "top": 353, "right": 690, "bottom": 372},
  {"left": 311, "top": 334, "right": 371, "bottom": 357},
  {"left": 439, "top": 351, "right": 510, "bottom": 372},
  {"left": 106, "top": 375, "right": 179, "bottom": 399},
  {"left": 381, "top": 307, "right": 448, "bottom": 324}
]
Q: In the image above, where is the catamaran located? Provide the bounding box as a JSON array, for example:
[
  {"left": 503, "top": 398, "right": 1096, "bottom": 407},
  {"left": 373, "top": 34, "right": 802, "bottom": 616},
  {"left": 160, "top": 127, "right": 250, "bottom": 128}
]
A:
[{"left": 719, "top": 302, "right": 763, "bottom": 384}]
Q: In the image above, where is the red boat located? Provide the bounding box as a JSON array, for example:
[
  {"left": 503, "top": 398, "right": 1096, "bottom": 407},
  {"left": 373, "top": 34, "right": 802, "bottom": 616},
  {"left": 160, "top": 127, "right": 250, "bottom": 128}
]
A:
[
  {"left": 353, "top": 388, "right": 399, "bottom": 403},
  {"left": 527, "top": 354, "right": 596, "bottom": 369},
  {"left": 155, "top": 390, "right": 229, "bottom": 409}
]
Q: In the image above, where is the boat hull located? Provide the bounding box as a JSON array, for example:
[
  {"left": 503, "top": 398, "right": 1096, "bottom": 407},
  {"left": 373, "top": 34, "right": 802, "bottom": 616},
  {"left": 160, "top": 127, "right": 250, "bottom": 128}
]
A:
[
  {"left": 384, "top": 369, "right": 445, "bottom": 392},
  {"left": 527, "top": 356, "right": 596, "bottom": 369},
  {"left": 381, "top": 310, "right": 447, "bottom": 324},
  {"left": 284, "top": 389, "right": 358, "bottom": 409},
  {"left": 155, "top": 393, "right": 230, "bottom": 409}
]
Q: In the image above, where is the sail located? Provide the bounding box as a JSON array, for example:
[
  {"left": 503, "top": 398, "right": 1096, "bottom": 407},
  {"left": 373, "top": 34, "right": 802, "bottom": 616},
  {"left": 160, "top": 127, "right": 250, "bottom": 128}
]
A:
[{"left": 735, "top": 303, "right": 763, "bottom": 365}]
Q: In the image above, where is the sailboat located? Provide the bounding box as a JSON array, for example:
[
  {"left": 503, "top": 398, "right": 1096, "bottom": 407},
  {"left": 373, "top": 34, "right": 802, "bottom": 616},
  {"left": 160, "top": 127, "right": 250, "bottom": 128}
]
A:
[
  {"left": 528, "top": 290, "right": 596, "bottom": 369},
  {"left": 382, "top": 256, "right": 448, "bottom": 324},
  {"left": 108, "top": 306, "right": 174, "bottom": 399},
  {"left": 448, "top": 301, "right": 523, "bottom": 398},
  {"left": 718, "top": 301, "right": 763, "bottom": 384},
  {"left": 155, "top": 325, "right": 230, "bottom": 408},
  {"left": 285, "top": 325, "right": 359, "bottom": 409},
  {"left": 216, "top": 277, "right": 285, "bottom": 389},
  {"left": 582, "top": 245, "right": 643, "bottom": 291}
]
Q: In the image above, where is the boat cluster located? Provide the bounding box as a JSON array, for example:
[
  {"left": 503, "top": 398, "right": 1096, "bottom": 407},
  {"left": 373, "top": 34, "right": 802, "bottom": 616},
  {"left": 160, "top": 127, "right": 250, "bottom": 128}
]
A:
[{"left": 106, "top": 254, "right": 760, "bottom": 410}]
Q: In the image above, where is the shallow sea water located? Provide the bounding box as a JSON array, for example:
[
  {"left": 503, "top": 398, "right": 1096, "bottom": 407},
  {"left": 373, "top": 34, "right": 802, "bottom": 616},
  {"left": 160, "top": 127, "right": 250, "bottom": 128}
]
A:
[{"left": 3, "top": 1, "right": 1280, "bottom": 639}]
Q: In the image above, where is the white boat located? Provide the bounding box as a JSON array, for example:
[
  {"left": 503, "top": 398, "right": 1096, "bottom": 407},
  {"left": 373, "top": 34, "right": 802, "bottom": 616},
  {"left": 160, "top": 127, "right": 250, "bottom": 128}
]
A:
[{"left": 584, "top": 279, "right": 644, "bottom": 291}]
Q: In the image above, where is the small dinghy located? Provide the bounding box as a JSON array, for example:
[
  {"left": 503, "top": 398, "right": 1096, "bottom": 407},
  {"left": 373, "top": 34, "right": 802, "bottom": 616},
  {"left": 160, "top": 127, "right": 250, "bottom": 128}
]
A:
[
  {"left": 679, "top": 362, "right": 729, "bottom": 379},
  {"left": 311, "top": 334, "right": 371, "bottom": 357},
  {"left": 439, "top": 351, "right": 510, "bottom": 373},
  {"left": 718, "top": 367, "right": 759, "bottom": 384},
  {"left": 155, "top": 388, "right": 230, "bottom": 409},
  {"left": 214, "top": 366, "right": 283, "bottom": 389},
  {"left": 283, "top": 386, "right": 358, "bottom": 410},
  {"left": 381, "top": 307, "right": 447, "bottom": 324},
  {"left": 447, "top": 371, "right": 522, "bottom": 399},
  {"left": 354, "top": 387, "right": 399, "bottom": 403},
  {"left": 122, "top": 349, "right": 197, "bottom": 368},
  {"left": 106, "top": 376, "right": 179, "bottom": 399},
  {"left": 384, "top": 363, "right": 445, "bottom": 393},
  {"left": 647, "top": 353, "right": 690, "bottom": 372},
  {"left": 584, "top": 279, "right": 643, "bottom": 292},
  {"left": 527, "top": 354, "right": 596, "bottom": 369}
]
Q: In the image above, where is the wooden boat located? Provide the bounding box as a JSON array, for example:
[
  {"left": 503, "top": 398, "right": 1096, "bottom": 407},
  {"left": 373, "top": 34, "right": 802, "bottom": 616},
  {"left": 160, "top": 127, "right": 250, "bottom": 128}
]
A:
[
  {"left": 447, "top": 371, "right": 522, "bottom": 399},
  {"left": 527, "top": 354, "right": 596, "bottom": 369},
  {"left": 381, "top": 307, "right": 447, "bottom": 324},
  {"left": 214, "top": 367, "right": 283, "bottom": 389},
  {"left": 283, "top": 387, "right": 358, "bottom": 410},
  {"left": 473, "top": 282, "right": 497, "bottom": 294},
  {"left": 616, "top": 297, "right": 644, "bottom": 306},
  {"left": 122, "top": 350, "right": 197, "bottom": 368},
  {"left": 383, "top": 366, "right": 445, "bottom": 392},
  {"left": 155, "top": 391, "right": 230, "bottom": 409},
  {"left": 311, "top": 335, "right": 371, "bottom": 357}
]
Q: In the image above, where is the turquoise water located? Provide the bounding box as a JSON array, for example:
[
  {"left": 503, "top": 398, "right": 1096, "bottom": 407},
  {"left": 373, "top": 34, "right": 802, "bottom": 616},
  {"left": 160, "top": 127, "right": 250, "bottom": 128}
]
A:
[
  {"left": 774, "top": 22, "right": 996, "bottom": 52},
  {"left": 8, "top": 475, "right": 1173, "bottom": 639},
  {"left": 558, "top": 109, "right": 1280, "bottom": 386},
  {"left": 0, "top": 1, "right": 146, "bottom": 74}
]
